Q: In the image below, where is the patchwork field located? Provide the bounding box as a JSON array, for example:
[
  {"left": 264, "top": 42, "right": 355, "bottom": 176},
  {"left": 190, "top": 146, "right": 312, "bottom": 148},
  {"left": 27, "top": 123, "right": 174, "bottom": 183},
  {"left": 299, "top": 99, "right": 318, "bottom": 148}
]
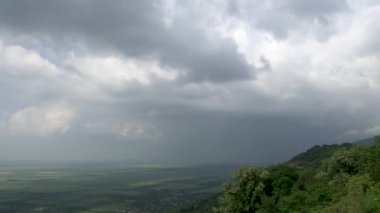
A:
[{"left": 0, "top": 164, "right": 236, "bottom": 212}]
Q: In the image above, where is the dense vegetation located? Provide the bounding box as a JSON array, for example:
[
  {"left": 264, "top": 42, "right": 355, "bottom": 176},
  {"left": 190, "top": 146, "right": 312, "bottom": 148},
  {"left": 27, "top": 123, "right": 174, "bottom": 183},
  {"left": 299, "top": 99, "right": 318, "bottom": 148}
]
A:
[{"left": 185, "top": 136, "right": 380, "bottom": 212}]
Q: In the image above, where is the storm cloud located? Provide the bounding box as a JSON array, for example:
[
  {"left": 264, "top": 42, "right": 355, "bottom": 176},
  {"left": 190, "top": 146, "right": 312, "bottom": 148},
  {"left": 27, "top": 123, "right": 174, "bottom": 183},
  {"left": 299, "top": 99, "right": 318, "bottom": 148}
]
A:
[
  {"left": 0, "top": 0, "right": 253, "bottom": 82},
  {"left": 0, "top": 0, "right": 379, "bottom": 164}
]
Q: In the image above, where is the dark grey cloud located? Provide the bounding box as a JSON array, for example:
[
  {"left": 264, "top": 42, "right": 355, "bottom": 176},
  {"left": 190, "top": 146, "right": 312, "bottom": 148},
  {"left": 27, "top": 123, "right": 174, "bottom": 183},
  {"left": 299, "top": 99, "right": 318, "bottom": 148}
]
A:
[
  {"left": 0, "top": 0, "right": 379, "bottom": 165},
  {"left": 287, "top": 0, "right": 348, "bottom": 19},
  {"left": 0, "top": 0, "right": 253, "bottom": 82},
  {"left": 228, "top": 0, "right": 348, "bottom": 39},
  {"left": 0, "top": 102, "right": 354, "bottom": 164},
  {"left": 147, "top": 109, "right": 340, "bottom": 164}
]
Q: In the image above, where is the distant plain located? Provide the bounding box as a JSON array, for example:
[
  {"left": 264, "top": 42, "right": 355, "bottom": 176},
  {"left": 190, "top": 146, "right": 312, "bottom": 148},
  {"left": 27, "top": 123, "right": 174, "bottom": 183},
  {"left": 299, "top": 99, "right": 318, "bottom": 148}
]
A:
[{"left": 0, "top": 164, "right": 236, "bottom": 212}]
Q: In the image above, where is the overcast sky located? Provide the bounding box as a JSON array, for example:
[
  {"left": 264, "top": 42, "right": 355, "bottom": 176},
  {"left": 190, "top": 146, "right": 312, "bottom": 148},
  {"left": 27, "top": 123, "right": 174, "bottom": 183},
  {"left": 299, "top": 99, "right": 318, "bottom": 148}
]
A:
[{"left": 0, "top": 0, "right": 379, "bottom": 164}]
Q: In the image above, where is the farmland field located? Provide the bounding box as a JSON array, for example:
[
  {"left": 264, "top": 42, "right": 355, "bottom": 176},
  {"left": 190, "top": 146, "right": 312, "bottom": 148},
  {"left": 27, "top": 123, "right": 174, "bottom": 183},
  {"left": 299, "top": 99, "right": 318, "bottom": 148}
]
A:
[{"left": 0, "top": 163, "right": 237, "bottom": 212}]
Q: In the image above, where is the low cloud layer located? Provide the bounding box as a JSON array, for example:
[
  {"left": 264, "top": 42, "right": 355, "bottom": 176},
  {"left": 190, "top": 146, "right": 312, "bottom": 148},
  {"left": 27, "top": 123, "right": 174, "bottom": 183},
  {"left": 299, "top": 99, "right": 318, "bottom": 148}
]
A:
[{"left": 0, "top": 0, "right": 379, "bottom": 164}]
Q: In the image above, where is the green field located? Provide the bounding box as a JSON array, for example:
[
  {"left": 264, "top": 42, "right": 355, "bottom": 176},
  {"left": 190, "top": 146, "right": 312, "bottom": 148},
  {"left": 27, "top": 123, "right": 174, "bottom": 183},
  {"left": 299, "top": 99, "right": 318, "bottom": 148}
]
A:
[{"left": 0, "top": 164, "right": 236, "bottom": 212}]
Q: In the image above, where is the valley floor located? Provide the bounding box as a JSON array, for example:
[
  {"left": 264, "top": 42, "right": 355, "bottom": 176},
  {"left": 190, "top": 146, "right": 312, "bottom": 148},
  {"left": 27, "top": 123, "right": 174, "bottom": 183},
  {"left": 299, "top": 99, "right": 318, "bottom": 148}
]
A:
[{"left": 0, "top": 164, "right": 236, "bottom": 212}]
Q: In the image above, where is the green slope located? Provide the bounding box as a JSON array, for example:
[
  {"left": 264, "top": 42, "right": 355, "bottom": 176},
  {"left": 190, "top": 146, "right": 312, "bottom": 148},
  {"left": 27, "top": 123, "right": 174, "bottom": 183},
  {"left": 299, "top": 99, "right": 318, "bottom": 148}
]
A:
[
  {"left": 185, "top": 136, "right": 380, "bottom": 212},
  {"left": 287, "top": 143, "right": 353, "bottom": 168}
]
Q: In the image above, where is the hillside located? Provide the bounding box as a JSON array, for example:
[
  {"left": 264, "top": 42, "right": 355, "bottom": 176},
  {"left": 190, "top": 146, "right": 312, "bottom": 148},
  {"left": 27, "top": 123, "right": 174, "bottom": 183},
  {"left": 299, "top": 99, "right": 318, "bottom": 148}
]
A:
[
  {"left": 288, "top": 137, "right": 376, "bottom": 168},
  {"left": 183, "top": 136, "right": 380, "bottom": 212},
  {"left": 287, "top": 143, "right": 353, "bottom": 168},
  {"left": 355, "top": 137, "right": 376, "bottom": 146}
]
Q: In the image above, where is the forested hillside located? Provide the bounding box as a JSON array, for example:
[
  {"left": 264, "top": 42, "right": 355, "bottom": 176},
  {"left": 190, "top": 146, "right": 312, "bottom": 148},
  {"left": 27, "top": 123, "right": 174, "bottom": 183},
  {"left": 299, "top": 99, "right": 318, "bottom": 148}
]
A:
[{"left": 183, "top": 136, "right": 380, "bottom": 212}]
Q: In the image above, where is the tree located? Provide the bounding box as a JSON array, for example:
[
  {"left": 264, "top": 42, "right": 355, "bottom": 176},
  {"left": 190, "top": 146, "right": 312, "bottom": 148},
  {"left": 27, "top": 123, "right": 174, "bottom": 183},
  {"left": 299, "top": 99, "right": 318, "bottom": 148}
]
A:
[
  {"left": 367, "top": 135, "right": 380, "bottom": 181},
  {"left": 267, "top": 165, "right": 299, "bottom": 196},
  {"left": 325, "top": 146, "right": 367, "bottom": 178},
  {"left": 215, "top": 166, "right": 269, "bottom": 212}
]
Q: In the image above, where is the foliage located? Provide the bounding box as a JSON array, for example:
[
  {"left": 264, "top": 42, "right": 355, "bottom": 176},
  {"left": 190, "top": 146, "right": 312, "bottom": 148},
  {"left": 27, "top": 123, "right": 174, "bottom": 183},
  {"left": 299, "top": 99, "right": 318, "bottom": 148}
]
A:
[
  {"left": 214, "top": 136, "right": 380, "bottom": 212},
  {"left": 325, "top": 146, "right": 367, "bottom": 177},
  {"left": 215, "top": 167, "right": 269, "bottom": 212}
]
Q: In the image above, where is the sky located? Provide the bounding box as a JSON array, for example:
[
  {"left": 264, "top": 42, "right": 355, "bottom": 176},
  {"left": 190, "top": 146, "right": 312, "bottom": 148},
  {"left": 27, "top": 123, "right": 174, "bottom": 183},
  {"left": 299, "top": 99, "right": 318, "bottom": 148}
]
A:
[{"left": 0, "top": 0, "right": 379, "bottom": 164}]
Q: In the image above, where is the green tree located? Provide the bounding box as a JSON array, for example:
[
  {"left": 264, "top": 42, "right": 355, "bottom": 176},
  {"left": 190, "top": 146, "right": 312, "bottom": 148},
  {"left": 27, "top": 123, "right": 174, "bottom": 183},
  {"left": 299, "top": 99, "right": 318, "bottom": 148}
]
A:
[
  {"left": 212, "top": 136, "right": 380, "bottom": 212},
  {"left": 215, "top": 166, "right": 269, "bottom": 212},
  {"left": 267, "top": 165, "right": 299, "bottom": 196},
  {"left": 325, "top": 146, "right": 367, "bottom": 178},
  {"left": 367, "top": 136, "right": 380, "bottom": 181}
]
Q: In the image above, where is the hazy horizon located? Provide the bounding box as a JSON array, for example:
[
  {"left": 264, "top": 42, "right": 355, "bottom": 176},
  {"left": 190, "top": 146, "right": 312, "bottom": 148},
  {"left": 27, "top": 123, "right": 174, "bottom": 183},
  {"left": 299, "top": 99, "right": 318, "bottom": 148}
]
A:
[{"left": 0, "top": 0, "right": 379, "bottom": 165}]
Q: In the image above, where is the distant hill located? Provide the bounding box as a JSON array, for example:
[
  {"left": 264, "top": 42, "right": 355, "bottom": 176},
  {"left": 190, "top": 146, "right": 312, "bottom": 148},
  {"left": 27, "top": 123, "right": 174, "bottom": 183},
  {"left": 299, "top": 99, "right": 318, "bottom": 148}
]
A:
[
  {"left": 354, "top": 137, "right": 375, "bottom": 146},
  {"left": 288, "top": 137, "right": 375, "bottom": 168},
  {"left": 287, "top": 143, "right": 353, "bottom": 168}
]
